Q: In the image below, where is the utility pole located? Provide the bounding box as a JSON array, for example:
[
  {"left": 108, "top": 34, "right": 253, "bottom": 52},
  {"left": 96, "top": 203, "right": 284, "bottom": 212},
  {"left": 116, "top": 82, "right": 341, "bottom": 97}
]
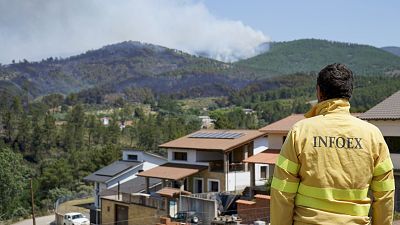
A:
[{"left": 30, "top": 178, "right": 36, "bottom": 225}]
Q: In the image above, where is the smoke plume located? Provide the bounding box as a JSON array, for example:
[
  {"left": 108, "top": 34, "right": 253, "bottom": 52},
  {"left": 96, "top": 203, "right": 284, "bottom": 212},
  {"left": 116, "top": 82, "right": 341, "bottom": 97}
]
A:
[{"left": 0, "top": 0, "right": 269, "bottom": 64}]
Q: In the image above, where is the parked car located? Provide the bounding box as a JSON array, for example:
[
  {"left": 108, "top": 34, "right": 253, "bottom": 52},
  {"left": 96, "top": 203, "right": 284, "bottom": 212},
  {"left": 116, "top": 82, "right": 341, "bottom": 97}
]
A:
[
  {"left": 172, "top": 211, "right": 202, "bottom": 224},
  {"left": 63, "top": 212, "right": 89, "bottom": 225}
]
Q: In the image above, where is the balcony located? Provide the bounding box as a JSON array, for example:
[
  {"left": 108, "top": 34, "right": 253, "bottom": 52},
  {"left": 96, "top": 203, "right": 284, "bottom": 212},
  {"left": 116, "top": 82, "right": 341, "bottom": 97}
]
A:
[
  {"left": 229, "top": 163, "right": 245, "bottom": 172},
  {"left": 209, "top": 160, "right": 224, "bottom": 173}
]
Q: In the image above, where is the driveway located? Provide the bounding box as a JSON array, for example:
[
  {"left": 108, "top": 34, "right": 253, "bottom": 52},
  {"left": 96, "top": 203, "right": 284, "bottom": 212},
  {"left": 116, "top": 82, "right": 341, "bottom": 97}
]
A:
[{"left": 12, "top": 215, "right": 55, "bottom": 225}]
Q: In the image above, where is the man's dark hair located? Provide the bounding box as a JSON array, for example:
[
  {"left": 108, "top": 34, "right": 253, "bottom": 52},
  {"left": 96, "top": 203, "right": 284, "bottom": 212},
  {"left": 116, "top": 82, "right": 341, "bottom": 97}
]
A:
[{"left": 317, "top": 63, "right": 353, "bottom": 100}]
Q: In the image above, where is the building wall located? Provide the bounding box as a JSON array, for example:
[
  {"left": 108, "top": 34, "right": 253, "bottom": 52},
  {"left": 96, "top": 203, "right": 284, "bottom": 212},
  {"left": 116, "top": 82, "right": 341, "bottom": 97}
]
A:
[
  {"left": 365, "top": 120, "right": 400, "bottom": 169},
  {"left": 180, "top": 195, "right": 218, "bottom": 225},
  {"left": 95, "top": 183, "right": 108, "bottom": 208},
  {"left": 101, "top": 198, "right": 167, "bottom": 225},
  {"left": 254, "top": 136, "right": 268, "bottom": 154},
  {"left": 366, "top": 120, "right": 400, "bottom": 137},
  {"left": 122, "top": 150, "right": 167, "bottom": 165},
  {"left": 188, "top": 170, "right": 226, "bottom": 193},
  {"left": 227, "top": 171, "right": 251, "bottom": 191},
  {"left": 196, "top": 151, "right": 223, "bottom": 162},
  {"left": 167, "top": 149, "right": 209, "bottom": 166},
  {"left": 267, "top": 134, "right": 285, "bottom": 149}
]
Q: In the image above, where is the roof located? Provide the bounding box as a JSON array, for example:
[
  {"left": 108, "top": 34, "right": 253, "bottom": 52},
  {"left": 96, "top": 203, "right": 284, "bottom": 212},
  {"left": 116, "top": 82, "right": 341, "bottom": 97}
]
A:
[
  {"left": 137, "top": 163, "right": 207, "bottom": 180},
  {"left": 107, "top": 176, "right": 162, "bottom": 194},
  {"left": 83, "top": 160, "right": 142, "bottom": 183},
  {"left": 259, "top": 113, "right": 362, "bottom": 134},
  {"left": 359, "top": 91, "right": 400, "bottom": 120},
  {"left": 242, "top": 150, "right": 280, "bottom": 164},
  {"left": 259, "top": 114, "right": 305, "bottom": 134},
  {"left": 156, "top": 187, "right": 191, "bottom": 198},
  {"left": 123, "top": 149, "right": 167, "bottom": 161},
  {"left": 159, "top": 130, "right": 266, "bottom": 152}
]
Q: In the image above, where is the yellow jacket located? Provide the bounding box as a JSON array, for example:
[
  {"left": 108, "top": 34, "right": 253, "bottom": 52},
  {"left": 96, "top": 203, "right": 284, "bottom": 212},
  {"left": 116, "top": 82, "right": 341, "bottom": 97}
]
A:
[{"left": 270, "top": 99, "right": 395, "bottom": 225}]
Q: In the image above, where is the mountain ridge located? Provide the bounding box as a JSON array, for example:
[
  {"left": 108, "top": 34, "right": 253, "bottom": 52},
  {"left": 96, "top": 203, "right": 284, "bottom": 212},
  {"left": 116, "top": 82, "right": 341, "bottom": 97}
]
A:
[
  {"left": 381, "top": 46, "right": 400, "bottom": 57},
  {"left": 1, "top": 39, "right": 400, "bottom": 102},
  {"left": 237, "top": 39, "right": 400, "bottom": 76}
]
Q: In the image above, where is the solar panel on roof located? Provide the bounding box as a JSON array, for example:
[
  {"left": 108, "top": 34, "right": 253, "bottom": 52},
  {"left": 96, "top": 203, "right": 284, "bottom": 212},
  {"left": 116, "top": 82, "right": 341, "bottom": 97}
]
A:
[
  {"left": 189, "top": 132, "right": 244, "bottom": 139},
  {"left": 94, "top": 161, "right": 140, "bottom": 176}
]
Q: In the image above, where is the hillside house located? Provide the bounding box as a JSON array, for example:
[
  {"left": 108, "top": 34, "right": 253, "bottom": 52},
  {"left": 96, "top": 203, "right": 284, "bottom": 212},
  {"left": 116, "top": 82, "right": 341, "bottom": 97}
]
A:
[
  {"left": 118, "top": 120, "right": 134, "bottom": 130},
  {"left": 137, "top": 130, "right": 268, "bottom": 194},
  {"left": 100, "top": 117, "right": 111, "bottom": 126},
  {"left": 359, "top": 90, "right": 400, "bottom": 211},
  {"left": 83, "top": 149, "right": 167, "bottom": 224},
  {"left": 198, "top": 115, "right": 215, "bottom": 129}
]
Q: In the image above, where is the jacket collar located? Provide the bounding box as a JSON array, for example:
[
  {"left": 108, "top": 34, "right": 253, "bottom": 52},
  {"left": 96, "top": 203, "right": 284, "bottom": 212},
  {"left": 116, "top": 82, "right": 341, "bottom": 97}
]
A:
[{"left": 305, "top": 98, "right": 351, "bottom": 118}]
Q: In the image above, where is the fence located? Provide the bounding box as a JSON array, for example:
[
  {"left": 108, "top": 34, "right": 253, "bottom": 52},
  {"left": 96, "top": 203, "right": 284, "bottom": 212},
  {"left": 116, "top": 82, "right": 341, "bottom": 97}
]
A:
[
  {"left": 180, "top": 195, "right": 218, "bottom": 225},
  {"left": 55, "top": 212, "right": 63, "bottom": 225},
  {"left": 100, "top": 189, "right": 166, "bottom": 210}
]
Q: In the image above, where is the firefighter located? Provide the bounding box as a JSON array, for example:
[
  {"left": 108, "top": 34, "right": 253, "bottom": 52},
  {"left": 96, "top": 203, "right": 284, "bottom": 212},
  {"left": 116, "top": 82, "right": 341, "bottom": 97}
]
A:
[{"left": 270, "top": 63, "right": 395, "bottom": 225}]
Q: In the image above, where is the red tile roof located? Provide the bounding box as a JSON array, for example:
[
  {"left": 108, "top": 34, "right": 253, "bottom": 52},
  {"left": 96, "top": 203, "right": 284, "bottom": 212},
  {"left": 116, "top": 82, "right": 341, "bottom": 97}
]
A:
[
  {"left": 359, "top": 91, "right": 400, "bottom": 120},
  {"left": 137, "top": 163, "right": 207, "bottom": 180},
  {"left": 259, "top": 114, "right": 305, "bottom": 134},
  {"left": 259, "top": 112, "right": 362, "bottom": 134},
  {"left": 159, "top": 130, "right": 266, "bottom": 152},
  {"left": 242, "top": 150, "right": 280, "bottom": 164}
]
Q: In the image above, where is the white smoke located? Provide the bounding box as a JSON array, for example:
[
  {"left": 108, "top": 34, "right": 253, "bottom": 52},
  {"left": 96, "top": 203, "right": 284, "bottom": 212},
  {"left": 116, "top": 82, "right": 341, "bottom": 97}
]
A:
[{"left": 0, "top": 0, "right": 269, "bottom": 64}]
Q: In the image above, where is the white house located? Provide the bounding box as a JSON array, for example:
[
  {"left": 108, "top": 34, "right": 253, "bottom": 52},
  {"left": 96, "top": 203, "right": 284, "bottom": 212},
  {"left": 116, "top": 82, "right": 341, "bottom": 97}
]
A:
[
  {"left": 84, "top": 149, "right": 167, "bottom": 223},
  {"left": 359, "top": 90, "right": 400, "bottom": 211},
  {"left": 137, "top": 130, "right": 268, "bottom": 193}
]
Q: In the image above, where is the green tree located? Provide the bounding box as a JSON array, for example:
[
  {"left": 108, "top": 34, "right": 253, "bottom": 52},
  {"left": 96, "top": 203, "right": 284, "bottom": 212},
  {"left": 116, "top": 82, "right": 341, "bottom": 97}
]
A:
[
  {"left": 16, "top": 113, "right": 32, "bottom": 154},
  {"left": 2, "top": 96, "right": 23, "bottom": 143},
  {"left": 0, "top": 148, "right": 30, "bottom": 219},
  {"left": 42, "top": 93, "right": 64, "bottom": 113},
  {"left": 64, "top": 105, "right": 85, "bottom": 151},
  {"left": 85, "top": 114, "right": 99, "bottom": 148},
  {"left": 40, "top": 158, "right": 73, "bottom": 191}
]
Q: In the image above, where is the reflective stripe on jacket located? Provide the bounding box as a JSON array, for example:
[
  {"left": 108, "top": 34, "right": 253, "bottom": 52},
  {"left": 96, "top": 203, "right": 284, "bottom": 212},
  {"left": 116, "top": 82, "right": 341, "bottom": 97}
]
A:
[{"left": 270, "top": 99, "right": 395, "bottom": 225}]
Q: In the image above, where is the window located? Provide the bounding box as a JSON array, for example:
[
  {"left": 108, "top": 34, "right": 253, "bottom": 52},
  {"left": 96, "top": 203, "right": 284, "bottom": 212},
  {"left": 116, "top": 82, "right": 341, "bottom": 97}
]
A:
[
  {"left": 208, "top": 179, "right": 220, "bottom": 192},
  {"left": 193, "top": 178, "right": 203, "bottom": 193},
  {"left": 127, "top": 154, "right": 138, "bottom": 161},
  {"left": 173, "top": 152, "right": 187, "bottom": 161},
  {"left": 384, "top": 136, "right": 400, "bottom": 153},
  {"left": 260, "top": 166, "right": 268, "bottom": 179}
]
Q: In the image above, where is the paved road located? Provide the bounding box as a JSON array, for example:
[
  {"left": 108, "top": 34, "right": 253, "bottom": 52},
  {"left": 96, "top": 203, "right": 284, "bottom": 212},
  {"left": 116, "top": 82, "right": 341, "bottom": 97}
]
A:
[{"left": 12, "top": 215, "right": 55, "bottom": 225}]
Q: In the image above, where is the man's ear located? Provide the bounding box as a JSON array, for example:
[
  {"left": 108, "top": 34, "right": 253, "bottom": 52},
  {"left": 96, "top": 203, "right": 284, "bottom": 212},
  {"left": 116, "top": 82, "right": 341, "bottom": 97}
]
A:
[{"left": 316, "top": 85, "right": 324, "bottom": 102}]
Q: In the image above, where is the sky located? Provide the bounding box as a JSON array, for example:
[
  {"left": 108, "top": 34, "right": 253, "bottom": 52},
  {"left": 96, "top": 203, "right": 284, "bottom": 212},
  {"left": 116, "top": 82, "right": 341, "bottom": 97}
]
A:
[
  {"left": 0, "top": 0, "right": 399, "bottom": 64},
  {"left": 202, "top": 0, "right": 400, "bottom": 47}
]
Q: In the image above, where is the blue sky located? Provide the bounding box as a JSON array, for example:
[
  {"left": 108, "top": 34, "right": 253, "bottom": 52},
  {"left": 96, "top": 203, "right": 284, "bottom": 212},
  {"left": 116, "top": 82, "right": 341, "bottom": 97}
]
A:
[{"left": 202, "top": 0, "right": 400, "bottom": 47}]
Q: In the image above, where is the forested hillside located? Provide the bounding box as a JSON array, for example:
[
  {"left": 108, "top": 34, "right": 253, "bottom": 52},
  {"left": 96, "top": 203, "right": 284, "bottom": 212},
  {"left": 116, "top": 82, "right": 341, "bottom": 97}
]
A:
[
  {"left": 2, "top": 39, "right": 400, "bottom": 104},
  {"left": 238, "top": 39, "right": 400, "bottom": 75},
  {"left": 382, "top": 46, "right": 400, "bottom": 57},
  {"left": 226, "top": 73, "right": 400, "bottom": 124},
  {"left": 0, "top": 41, "right": 255, "bottom": 99}
]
